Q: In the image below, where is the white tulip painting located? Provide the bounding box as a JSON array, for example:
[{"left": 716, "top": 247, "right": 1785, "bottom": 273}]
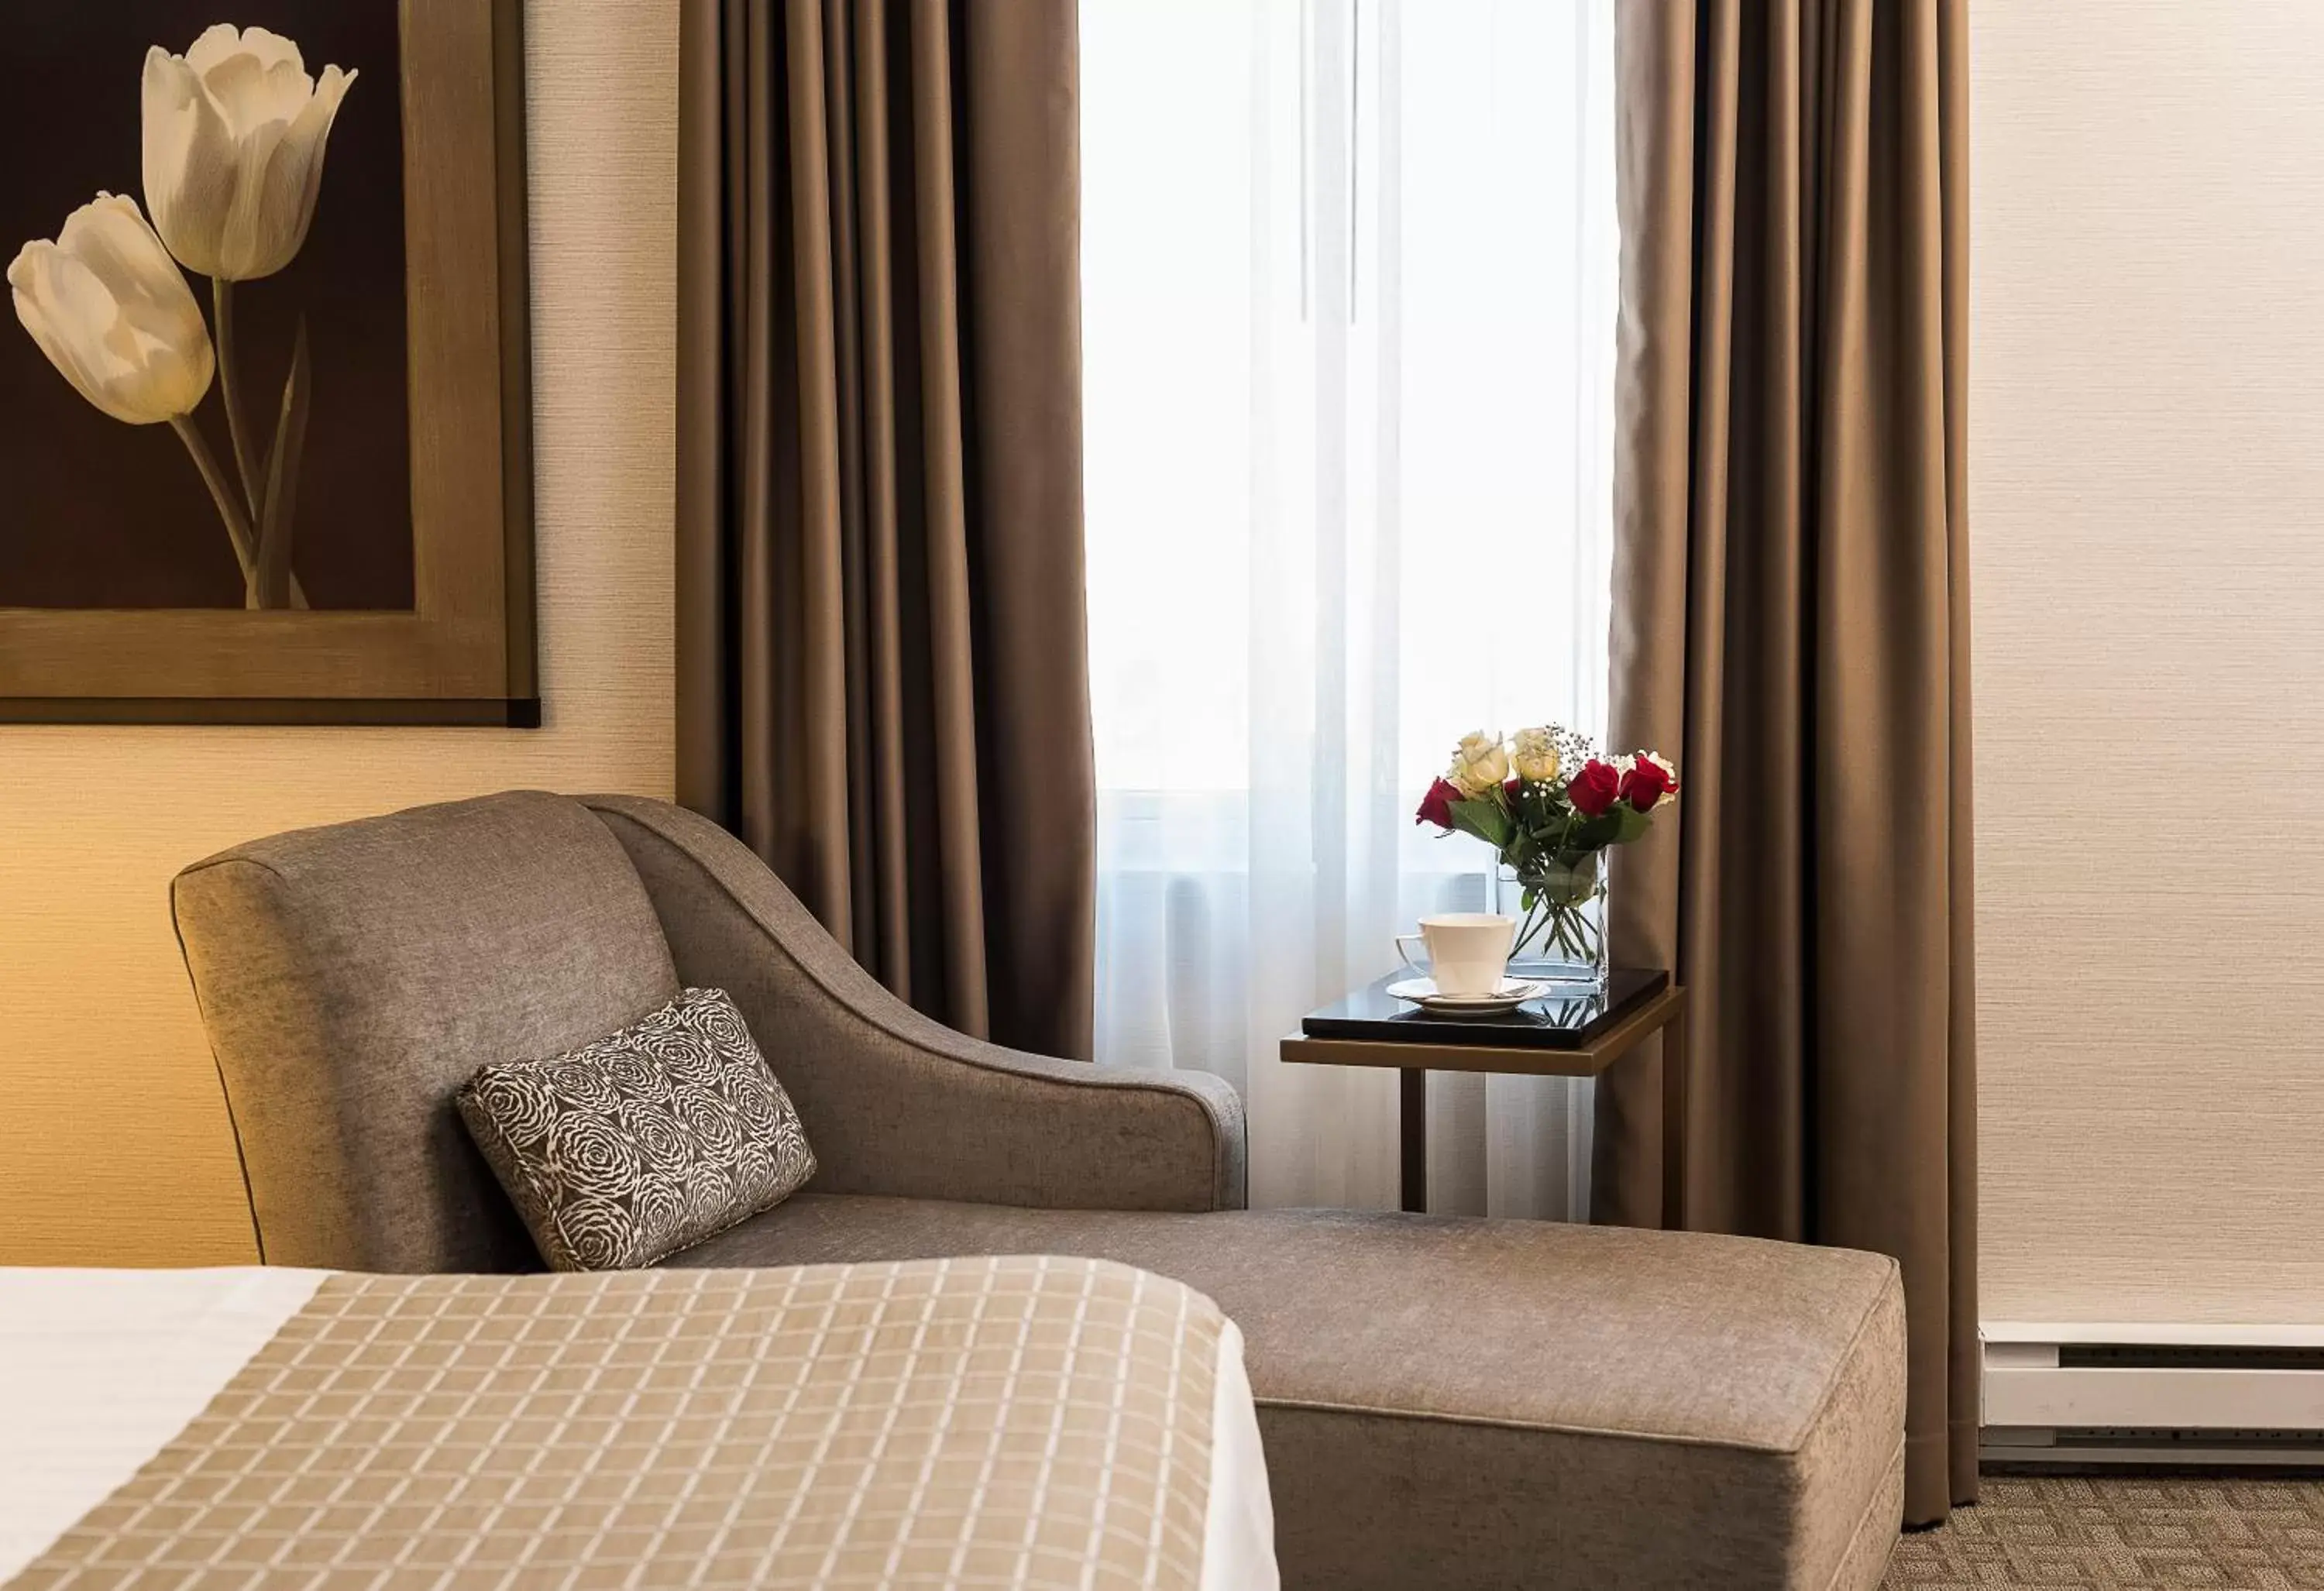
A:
[
  {"left": 0, "top": 3, "right": 535, "bottom": 722},
  {"left": 10, "top": 23, "right": 355, "bottom": 611}
]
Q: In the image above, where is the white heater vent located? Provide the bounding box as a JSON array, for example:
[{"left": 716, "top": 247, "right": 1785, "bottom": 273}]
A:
[{"left": 1984, "top": 1322, "right": 2324, "bottom": 1466}]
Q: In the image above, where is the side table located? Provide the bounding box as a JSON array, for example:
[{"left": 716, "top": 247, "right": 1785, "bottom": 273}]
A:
[{"left": 1281, "top": 968, "right": 1689, "bottom": 1226}]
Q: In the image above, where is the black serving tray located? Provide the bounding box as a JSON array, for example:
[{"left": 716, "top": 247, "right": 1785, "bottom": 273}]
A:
[{"left": 1299, "top": 966, "right": 1669, "bottom": 1051}]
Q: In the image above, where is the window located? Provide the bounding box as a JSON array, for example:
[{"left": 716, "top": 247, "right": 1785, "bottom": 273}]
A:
[{"left": 1080, "top": 0, "right": 1616, "bottom": 1213}]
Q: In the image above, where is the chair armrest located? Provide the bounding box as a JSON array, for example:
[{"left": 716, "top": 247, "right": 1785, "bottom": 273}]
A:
[{"left": 581, "top": 796, "right": 1246, "bottom": 1212}]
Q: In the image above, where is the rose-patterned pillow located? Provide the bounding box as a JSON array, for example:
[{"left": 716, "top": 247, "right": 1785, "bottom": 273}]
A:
[{"left": 455, "top": 987, "right": 816, "bottom": 1271}]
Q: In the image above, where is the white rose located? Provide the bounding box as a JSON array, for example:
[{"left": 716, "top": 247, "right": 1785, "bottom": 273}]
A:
[
  {"left": 9, "top": 192, "right": 215, "bottom": 424},
  {"left": 1448, "top": 730, "right": 1509, "bottom": 797},
  {"left": 143, "top": 26, "right": 357, "bottom": 282},
  {"left": 1511, "top": 727, "right": 1561, "bottom": 785}
]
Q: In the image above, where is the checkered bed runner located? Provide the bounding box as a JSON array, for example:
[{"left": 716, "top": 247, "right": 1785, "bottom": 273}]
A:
[{"left": 12, "top": 1256, "right": 1224, "bottom": 1589}]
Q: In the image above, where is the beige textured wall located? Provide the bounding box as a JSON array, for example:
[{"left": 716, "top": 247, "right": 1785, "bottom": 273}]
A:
[
  {"left": 0, "top": 0, "right": 679, "bottom": 1267},
  {"left": 1975, "top": 1, "right": 2324, "bottom": 1322}
]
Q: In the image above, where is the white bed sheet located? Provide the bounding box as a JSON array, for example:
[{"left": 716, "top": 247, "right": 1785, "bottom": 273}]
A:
[
  {"left": 0, "top": 1266, "right": 329, "bottom": 1582},
  {"left": 0, "top": 1266, "right": 1275, "bottom": 1591},
  {"left": 1205, "top": 1317, "right": 1279, "bottom": 1589}
]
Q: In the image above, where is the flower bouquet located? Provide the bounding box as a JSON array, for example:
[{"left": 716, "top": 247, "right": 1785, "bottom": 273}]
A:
[{"left": 1415, "top": 727, "right": 1679, "bottom": 990}]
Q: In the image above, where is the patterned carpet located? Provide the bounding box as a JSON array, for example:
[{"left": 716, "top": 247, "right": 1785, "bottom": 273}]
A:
[{"left": 1886, "top": 1475, "right": 2324, "bottom": 1588}]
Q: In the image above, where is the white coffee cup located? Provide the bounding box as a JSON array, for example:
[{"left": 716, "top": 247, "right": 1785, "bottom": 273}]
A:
[{"left": 1394, "top": 912, "right": 1517, "bottom": 998}]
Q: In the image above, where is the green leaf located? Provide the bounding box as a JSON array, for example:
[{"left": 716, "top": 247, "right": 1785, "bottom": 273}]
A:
[
  {"left": 1613, "top": 803, "right": 1654, "bottom": 844},
  {"left": 253, "top": 316, "right": 310, "bottom": 611},
  {"left": 1571, "top": 811, "right": 1623, "bottom": 850},
  {"left": 1448, "top": 798, "right": 1514, "bottom": 850},
  {"left": 1534, "top": 853, "right": 1602, "bottom": 908}
]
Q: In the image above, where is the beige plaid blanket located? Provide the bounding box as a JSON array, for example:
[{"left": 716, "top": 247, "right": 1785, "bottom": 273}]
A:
[{"left": 11, "top": 1257, "right": 1229, "bottom": 1590}]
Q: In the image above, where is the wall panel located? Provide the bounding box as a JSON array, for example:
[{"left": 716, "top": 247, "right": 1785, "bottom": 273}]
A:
[{"left": 1975, "top": 0, "right": 2324, "bottom": 1321}]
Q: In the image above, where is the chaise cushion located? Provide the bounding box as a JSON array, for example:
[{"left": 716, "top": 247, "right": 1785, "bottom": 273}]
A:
[{"left": 669, "top": 1194, "right": 1905, "bottom": 1590}]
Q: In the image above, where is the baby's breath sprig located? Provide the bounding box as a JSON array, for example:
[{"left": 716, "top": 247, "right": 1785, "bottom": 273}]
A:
[{"left": 1546, "top": 724, "right": 1597, "bottom": 772}]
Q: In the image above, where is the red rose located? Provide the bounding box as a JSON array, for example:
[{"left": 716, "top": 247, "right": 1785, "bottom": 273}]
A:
[
  {"left": 1620, "top": 755, "right": 1677, "bottom": 812},
  {"left": 1567, "top": 759, "right": 1621, "bottom": 818},
  {"left": 1504, "top": 776, "right": 1525, "bottom": 800},
  {"left": 1415, "top": 776, "right": 1460, "bottom": 830}
]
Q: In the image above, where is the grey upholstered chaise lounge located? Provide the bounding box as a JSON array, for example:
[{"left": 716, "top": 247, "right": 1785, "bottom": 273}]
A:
[{"left": 173, "top": 791, "right": 1905, "bottom": 1589}]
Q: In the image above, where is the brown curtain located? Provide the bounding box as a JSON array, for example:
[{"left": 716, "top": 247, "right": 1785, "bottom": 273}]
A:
[
  {"left": 1604, "top": 0, "right": 1976, "bottom": 1527},
  {"left": 676, "top": 0, "right": 1096, "bottom": 1060}
]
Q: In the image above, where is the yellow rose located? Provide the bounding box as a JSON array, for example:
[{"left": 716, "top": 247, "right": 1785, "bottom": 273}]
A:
[
  {"left": 1511, "top": 727, "right": 1561, "bottom": 784},
  {"left": 1448, "top": 730, "right": 1509, "bottom": 798}
]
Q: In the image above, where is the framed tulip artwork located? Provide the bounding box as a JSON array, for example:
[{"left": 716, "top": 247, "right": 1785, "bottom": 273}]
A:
[{"left": 0, "top": 0, "right": 536, "bottom": 724}]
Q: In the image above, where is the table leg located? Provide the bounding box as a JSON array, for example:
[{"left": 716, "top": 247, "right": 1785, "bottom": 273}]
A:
[
  {"left": 1401, "top": 1067, "right": 1427, "bottom": 1214},
  {"left": 1660, "top": 996, "right": 1689, "bottom": 1230}
]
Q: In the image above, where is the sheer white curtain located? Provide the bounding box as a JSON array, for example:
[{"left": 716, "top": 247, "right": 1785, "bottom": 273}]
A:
[{"left": 1079, "top": 0, "right": 1616, "bottom": 1215}]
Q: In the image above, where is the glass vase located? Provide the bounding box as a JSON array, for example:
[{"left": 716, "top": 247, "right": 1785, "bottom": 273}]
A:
[{"left": 1493, "top": 850, "right": 1611, "bottom": 994}]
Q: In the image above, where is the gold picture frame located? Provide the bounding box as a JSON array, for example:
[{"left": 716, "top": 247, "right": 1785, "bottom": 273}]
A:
[{"left": 0, "top": 0, "right": 535, "bottom": 725}]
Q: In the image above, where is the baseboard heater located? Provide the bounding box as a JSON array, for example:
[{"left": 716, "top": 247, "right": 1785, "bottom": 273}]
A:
[{"left": 1983, "top": 1321, "right": 2324, "bottom": 1466}]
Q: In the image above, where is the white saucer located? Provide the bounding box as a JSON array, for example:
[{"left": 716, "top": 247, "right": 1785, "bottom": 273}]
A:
[{"left": 1385, "top": 976, "right": 1545, "bottom": 1015}]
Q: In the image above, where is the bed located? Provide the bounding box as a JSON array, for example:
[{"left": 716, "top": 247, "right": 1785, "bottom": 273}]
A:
[{"left": 0, "top": 1256, "right": 1276, "bottom": 1589}]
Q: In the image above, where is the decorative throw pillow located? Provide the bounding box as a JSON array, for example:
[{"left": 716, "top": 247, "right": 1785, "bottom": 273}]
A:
[{"left": 456, "top": 987, "right": 816, "bottom": 1271}]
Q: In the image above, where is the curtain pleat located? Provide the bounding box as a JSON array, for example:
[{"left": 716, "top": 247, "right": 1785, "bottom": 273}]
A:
[
  {"left": 678, "top": 0, "right": 1095, "bottom": 1059},
  {"left": 1606, "top": 0, "right": 1977, "bottom": 1526}
]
